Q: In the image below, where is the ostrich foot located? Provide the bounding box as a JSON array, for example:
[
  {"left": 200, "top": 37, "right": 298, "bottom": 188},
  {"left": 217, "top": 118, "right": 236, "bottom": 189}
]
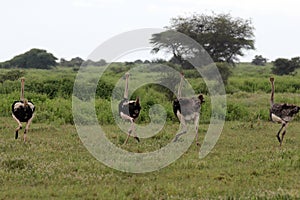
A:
[
  {"left": 134, "top": 136, "right": 140, "bottom": 142},
  {"left": 15, "top": 127, "right": 22, "bottom": 139}
]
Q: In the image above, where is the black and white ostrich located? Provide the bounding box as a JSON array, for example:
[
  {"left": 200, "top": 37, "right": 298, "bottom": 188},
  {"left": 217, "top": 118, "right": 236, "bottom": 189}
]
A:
[
  {"left": 12, "top": 77, "right": 35, "bottom": 142},
  {"left": 173, "top": 73, "right": 205, "bottom": 145},
  {"left": 118, "top": 73, "right": 141, "bottom": 144},
  {"left": 270, "top": 77, "right": 300, "bottom": 146}
]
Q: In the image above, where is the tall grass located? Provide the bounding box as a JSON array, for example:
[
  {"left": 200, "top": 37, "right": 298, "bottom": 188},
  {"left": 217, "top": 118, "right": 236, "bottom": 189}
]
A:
[{"left": 1, "top": 64, "right": 300, "bottom": 125}]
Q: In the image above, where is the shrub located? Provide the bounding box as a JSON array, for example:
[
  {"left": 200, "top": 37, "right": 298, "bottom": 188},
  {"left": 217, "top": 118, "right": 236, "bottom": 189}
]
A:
[
  {"left": 0, "top": 70, "right": 26, "bottom": 83},
  {"left": 226, "top": 103, "right": 249, "bottom": 121}
]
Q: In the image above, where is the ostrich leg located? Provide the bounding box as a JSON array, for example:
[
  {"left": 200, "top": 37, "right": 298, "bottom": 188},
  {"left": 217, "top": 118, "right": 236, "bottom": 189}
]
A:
[
  {"left": 174, "top": 111, "right": 187, "bottom": 142},
  {"left": 280, "top": 123, "right": 287, "bottom": 146},
  {"left": 24, "top": 114, "right": 35, "bottom": 142},
  {"left": 276, "top": 123, "right": 285, "bottom": 144},
  {"left": 194, "top": 113, "right": 200, "bottom": 146},
  {"left": 12, "top": 114, "right": 22, "bottom": 139}
]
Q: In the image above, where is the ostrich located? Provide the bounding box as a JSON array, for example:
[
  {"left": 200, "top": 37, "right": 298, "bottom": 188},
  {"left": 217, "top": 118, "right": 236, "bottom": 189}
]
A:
[
  {"left": 173, "top": 73, "right": 205, "bottom": 145},
  {"left": 118, "top": 72, "right": 141, "bottom": 144},
  {"left": 269, "top": 77, "right": 300, "bottom": 146},
  {"left": 12, "top": 77, "right": 35, "bottom": 142}
]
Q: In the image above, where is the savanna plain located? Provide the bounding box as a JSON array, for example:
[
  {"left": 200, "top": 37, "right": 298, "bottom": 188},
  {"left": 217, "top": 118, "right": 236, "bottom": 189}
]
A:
[{"left": 0, "top": 63, "right": 299, "bottom": 199}]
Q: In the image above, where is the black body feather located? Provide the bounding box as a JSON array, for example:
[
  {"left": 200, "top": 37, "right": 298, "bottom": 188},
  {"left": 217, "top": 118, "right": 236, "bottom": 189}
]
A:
[
  {"left": 270, "top": 103, "right": 300, "bottom": 122},
  {"left": 119, "top": 98, "right": 141, "bottom": 119},
  {"left": 12, "top": 101, "right": 35, "bottom": 122}
]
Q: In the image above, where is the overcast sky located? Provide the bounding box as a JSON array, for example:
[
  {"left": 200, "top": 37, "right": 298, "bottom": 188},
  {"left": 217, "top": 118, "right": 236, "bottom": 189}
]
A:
[{"left": 1, "top": 0, "right": 300, "bottom": 62}]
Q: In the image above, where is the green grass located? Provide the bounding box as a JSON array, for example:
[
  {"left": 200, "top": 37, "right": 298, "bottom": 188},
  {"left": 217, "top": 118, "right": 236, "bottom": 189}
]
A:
[
  {"left": 0, "top": 118, "right": 299, "bottom": 199},
  {"left": 1, "top": 63, "right": 300, "bottom": 199}
]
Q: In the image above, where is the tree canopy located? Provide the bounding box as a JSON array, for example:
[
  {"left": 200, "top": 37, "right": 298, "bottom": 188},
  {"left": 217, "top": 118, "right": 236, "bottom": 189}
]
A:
[
  {"left": 0, "top": 48, "right": 57, "bottom": 69},
  {"left": 61, "top": 57, "right": 107, "bottom": 67},
  {"left": 272, "top": 57, "right": 300, "bottom": 75},
  {"left": 150, "top": 13, "right": 255, "bottom": 66},
  {"left": 251, "top": 55, "right": 267, "bottom": 66}
]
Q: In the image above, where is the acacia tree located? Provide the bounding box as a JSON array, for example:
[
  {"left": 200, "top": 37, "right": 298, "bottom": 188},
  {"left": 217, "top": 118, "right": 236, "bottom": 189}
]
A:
[
  {"left": 150, "top": 13, "right": 255, "bottom": 65},
  {"left": 151, "top": 30, "right": 207, "bottom": 69}
]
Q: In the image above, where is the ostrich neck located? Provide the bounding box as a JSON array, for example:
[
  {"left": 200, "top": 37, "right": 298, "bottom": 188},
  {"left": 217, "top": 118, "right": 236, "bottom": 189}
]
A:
[
  {"left": 270, "top": 81, "right": 275, "bottom": 107},
  {"left": 124, "top": 74, "right": 129, "bottom": 99},
  {"left": 21, "top": 80, "right": 25, "bottom": 101},
  {"left": 177, "top": 75, "right": 184, "bottom": 98}
]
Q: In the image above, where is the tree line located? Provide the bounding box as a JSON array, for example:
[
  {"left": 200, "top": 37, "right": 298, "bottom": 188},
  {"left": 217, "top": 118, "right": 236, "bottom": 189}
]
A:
[{"left": 0, "top": 48, "right": 108, "bottom": 69}]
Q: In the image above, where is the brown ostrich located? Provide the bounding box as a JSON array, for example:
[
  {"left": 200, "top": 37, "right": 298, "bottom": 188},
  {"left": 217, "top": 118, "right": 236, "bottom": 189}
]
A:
[
  {"left": 12, "top": 77, "right": 35, "bottom": 142},
  {"left": 118, "top": 73, "right": 141, "bottom": 144},
  {"left": 269, "top": 77, "right": 300, "bottom": 146},
  {"left": 173, "top": 73, "right": 205, "bottom": 145}
]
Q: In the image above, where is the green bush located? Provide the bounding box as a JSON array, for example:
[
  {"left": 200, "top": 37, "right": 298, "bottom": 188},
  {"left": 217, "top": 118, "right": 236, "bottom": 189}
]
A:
[
  {"left": 226, "top": 103, "right": 249, "bottom": 121},
  {"left": 0, "top": 70, "right": 26, "bottom": 83}
]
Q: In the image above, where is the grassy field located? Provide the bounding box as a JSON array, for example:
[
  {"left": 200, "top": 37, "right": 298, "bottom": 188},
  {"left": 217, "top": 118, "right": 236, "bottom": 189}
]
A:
[
  {"left": 0, "top": 117, "right": 299, "bottom": 199},
  {"left": 0, "top": 63, "right": 300, "bottom": 199}
]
